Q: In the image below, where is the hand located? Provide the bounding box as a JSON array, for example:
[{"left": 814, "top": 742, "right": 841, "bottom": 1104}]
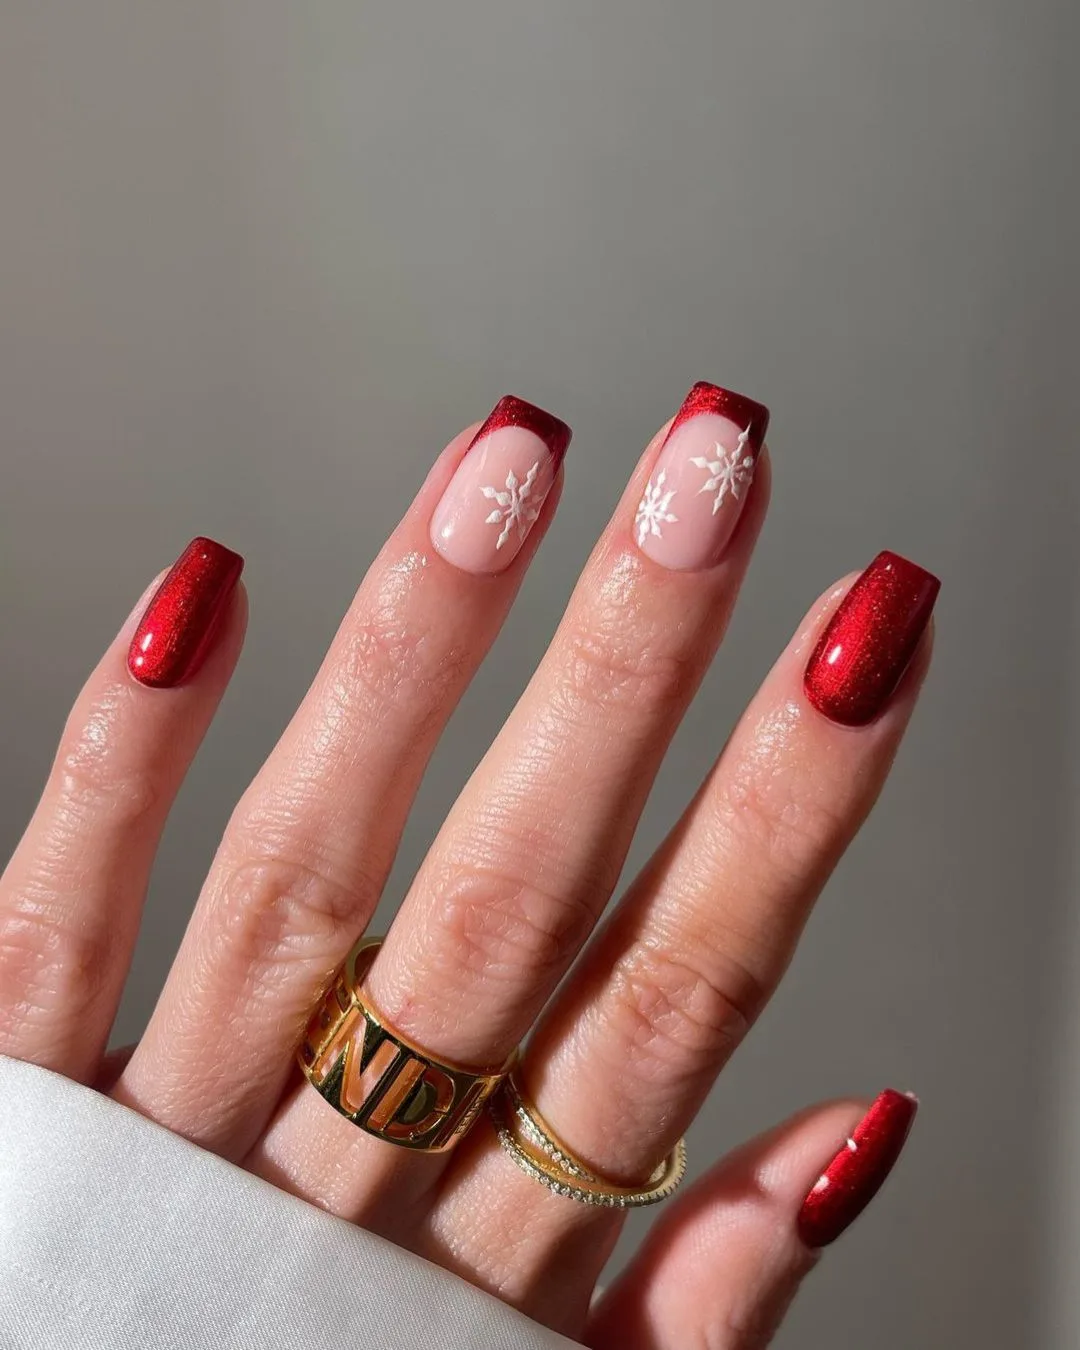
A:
[{"left": 0, "top": 387, "right": 936, "bottom": 1347}]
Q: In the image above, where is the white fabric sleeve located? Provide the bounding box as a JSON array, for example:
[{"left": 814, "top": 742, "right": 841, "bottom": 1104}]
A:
[{"left": 0, "top": 1056, "right": 584, "bottom": 1350}]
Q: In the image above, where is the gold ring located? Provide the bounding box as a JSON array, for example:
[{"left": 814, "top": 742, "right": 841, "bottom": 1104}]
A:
[
  {"left": 489, "top": 1071, "right": 688, "bottom": 1208},
  {"left": 298, "top": 937, "right": 514, "bottom": 1152}
]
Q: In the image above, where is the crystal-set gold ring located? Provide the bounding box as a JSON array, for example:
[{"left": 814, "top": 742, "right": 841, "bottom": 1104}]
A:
[{"left": 489, "top": 1071, "right": 687, "bottom": 1208}]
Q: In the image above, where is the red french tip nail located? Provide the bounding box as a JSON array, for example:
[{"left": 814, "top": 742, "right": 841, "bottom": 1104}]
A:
[
  {"left": 127, "top": 536, "right": 244, "bottom": 689},
  {"left": 797, "top": 1089, "right": 918, "bottom": 1249},
  {"left": 472, "top": 395, "right": 573, "bottom": 472},
  {"left": 803, "top": 550, "right": 940, "bottom": 727},
  {"left": 666, "top": 380, "right": 771, "bottom": 452}
]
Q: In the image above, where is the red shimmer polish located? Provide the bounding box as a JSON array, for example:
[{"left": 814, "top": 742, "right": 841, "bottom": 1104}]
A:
[
  {"left": 127, "top": 536, "right": 244, "bottom": 688},
  {"left": 797, "top": 1089, "right": 918, "bottom": 1249},
  {"left": 803, "top": 551, "right": 940, "bottom": 727},
  {"left": 665, "top": 380, "right": 770, "bottom": 451},
  {"left": 471, "top": 394, "right": 572, "bottom": 471}
]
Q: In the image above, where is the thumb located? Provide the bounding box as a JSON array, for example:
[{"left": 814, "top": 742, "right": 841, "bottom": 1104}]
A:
[{"left": 586, "top": 1089, "right": 917, "bottom": 1350}]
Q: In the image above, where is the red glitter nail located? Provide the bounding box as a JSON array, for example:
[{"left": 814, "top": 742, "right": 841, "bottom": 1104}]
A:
[
  {"left": 804, "top": 551, "right": 939, "bottom": 726},
  {"left": 797, "top": 1089, "right": 918, "bottom": 1249},
  {"left": 470, "top": 395, "right": 572, "bottom": 472},
  {"left": 128, "top": 537, "right": 244, "bottom": 688},
  {"left": 665, "top": 380, "right": 770, "bottom": 452}
]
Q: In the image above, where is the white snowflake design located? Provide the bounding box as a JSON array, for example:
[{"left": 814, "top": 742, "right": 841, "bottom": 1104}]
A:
[
  {"left": 689, "top": 424, "right": 756, "bottom": 514},
  {"left": 635, "top": 470, "right": 678, "bottom": 546},
  {"left": 481, "top": 460, "right": 543, "bottom": 549}
]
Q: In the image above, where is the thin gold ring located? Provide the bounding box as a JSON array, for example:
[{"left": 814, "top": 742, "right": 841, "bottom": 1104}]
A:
[{"left": 489, "top": 1071, "right": 688, "bottom": 1208}]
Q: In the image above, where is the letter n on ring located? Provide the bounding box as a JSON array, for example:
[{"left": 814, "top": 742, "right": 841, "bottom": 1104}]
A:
[{"left": 303, "top": 994, "right": 481, "bottom": 1150}]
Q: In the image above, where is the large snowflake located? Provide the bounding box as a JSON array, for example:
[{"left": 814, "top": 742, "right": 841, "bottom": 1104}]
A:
[
  {"left": 481, "top": 460, "right": 543, "bottom": 549},
  {"left": 690, "top": 424, "right": 756, "bottom": 514},
  {"left": 635, "top": 470, "right": 678, "bottom": 546}
]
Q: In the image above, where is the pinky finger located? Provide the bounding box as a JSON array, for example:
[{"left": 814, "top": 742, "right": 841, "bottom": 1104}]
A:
[
  {"left": 0, "top": 537, "right": 244, "bottom": 1081},
  {"left": 586, "top": 1091, "right": 917, "bottom": 1350}
]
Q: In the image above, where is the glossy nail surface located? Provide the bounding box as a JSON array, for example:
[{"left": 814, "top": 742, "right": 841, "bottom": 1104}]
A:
[
  {"left": 804, "top": 551, "right": 940, "bottom": 726},
  {"left": 798, "top": 1089, "right": 918, "bottom": 1249},
  {"left": 431, "top": 396, "right": 571, "bottom": 575},
  {"left": 128, "top": 537, "right": 244, "bottom": 688},
  {"left": 634, "top": 381, "right": 769, "bottom": 570}
]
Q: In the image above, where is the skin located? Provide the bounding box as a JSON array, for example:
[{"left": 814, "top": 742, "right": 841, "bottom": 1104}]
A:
[{"left": 0, "top": 412, "right": 933, "bottom": 1348}]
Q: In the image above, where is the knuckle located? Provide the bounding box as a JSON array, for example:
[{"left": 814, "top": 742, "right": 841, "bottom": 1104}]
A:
[
  {"left": 556, "top": 618, "right": 692, "bottom": 722},
  {"left": 337, "top": 610, "right": 468, "bottom": 735},
  {"left": 604, "top": 942, "right": 763, "bottom": 1084},
  {"left": 210, "top": 851, "right": 372, "bottom": 977},
  {"left": 431, "top": 860, "right": 595, "bottom": 990},
  {"left": 0, "top": 893, "right": 109, "bottom": 1037},
  {"left": 53, "top": 684, "right": 160, "bottom": 830},
  {"left": 716, "top": 765, "right": 851, "bottom": 884},
  {"left": 714, "top": 1297, "right": 794, "bottom": 1350},
  {"left": 713, "top": 1261, "right": 813, "bottom": 1350}
]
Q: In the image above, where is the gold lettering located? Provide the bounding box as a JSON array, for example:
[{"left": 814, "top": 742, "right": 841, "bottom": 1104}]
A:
[
  {"left": 366, "top": 1055, "right": 425, "bottom": 1130},
  {"left": 344, "top": 1037, "right": 400, "bottom": 1116},
  {"left": 309, "top": 1005, "right": 363, "bottom": 1088},
  {"left": 309, "top": 1008, "right": 403, "bottom": 1117},
  {"left": 382, "top": 1065, "right": 456, "bottom": 1144}
]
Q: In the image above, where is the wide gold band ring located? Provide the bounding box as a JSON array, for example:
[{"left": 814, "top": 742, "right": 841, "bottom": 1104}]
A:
[
  {"left": 489, "top": 1071, "right": 688, "bottom": 1208},
  {"left": 298, "top": 937, "right": 514, "bottom": 1152}
]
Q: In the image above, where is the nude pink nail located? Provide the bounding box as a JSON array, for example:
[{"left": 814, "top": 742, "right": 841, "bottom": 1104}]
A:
[
  {"left": 634, "top": 382, "right": 770, "bottom": 571},
  {"left": 431, "top": 396, "right": 572, "bottom": 575}
]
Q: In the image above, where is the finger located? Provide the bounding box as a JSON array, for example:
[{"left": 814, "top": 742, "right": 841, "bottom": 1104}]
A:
[
  {"left": 371, "top": 384, "right": 770, "bottom": 1058},
  {"left": 421, "top": 552, "right": 935, "bottom": 1298},
  {"left": 586, "top": 1091, "right": 918, "bottom": 1350},
  {"left": 114, "top": 398, "right": 571, "bottom": 1154},
  {"left": 94, "top": 1041, "right": 137, "bottom": 1093},
  {"left": 522, "top": 552, "right": 939, "bottom": 1182},
  {"left": 250, "top": 381, "right": 772, "bottom": 1219},
  {"left": 0, "top": 537, "right": 244, "bottom": 1080}
]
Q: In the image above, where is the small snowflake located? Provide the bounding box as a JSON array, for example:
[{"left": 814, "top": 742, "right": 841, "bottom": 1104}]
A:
[
  {"left": 635, "top": 470, "right": 678, "bottom": 546},
  {"left": 689, "top": 424, "right": 756, "bottom": 514},
  {"left": 481, "top": 460, "right": 543, "bottom": 549}
]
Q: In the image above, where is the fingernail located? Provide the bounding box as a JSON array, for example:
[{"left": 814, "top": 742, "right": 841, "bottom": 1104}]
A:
[
  {"left": 633, "top": 381, "right": 770, "bottom": 570},
  {"left": 431, "top": 396, "right": 572, "bottom": 575},
  {"left": 804, "top": 551, "right": 940, "bottom": 726},
  {"left": 128, "top": 536, "right": 244, "bottom": 688},
  {"left": 797, "top": 1089, "right": 918, "bottom": 1249}
]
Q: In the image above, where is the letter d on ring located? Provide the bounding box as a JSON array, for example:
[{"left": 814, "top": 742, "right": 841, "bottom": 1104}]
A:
[{"left": 298, "top": 938, "right": 511, "bottom": 1152}]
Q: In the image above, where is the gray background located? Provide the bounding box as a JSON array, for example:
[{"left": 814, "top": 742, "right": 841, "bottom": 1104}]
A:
[{"left": 1, "top": 2, "right": 1077, "bottom": 1345}]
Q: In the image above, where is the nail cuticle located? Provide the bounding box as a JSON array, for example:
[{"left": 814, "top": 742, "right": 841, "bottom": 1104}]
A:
[
  {"left": 127, "top": 537, "right": 243, "bottom": 689},
  {"left": 634, "top": 381, "right": 770, "bottom": 572},
  {"left": 797, "top": 1088, "right": 918, "bottom": 1249},
  {"left": 803, "top": 551, "right": 940, "bottom": 726},
  {"left": 430, "top": 395, "right": 571, "bottom": 575}
]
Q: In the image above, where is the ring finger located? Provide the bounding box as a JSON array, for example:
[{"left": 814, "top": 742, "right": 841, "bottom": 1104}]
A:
[{"left": 434, "top": 550, "right": 939, "bottom": 1318}]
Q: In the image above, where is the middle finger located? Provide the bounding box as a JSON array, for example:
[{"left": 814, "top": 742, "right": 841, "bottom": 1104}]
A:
[{"left": 254, "top": 381, "right": 771, "bottom": 1215}]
